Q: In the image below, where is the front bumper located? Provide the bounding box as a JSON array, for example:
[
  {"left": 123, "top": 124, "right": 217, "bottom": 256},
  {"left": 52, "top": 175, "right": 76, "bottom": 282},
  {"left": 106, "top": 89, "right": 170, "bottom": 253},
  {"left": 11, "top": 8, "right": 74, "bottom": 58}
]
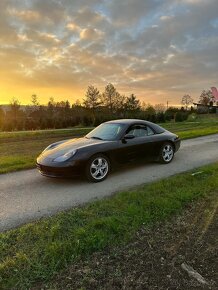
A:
[
  {"left": 36, "top": 163, "right": 82, "bottom": 178},
  {"left": 174, "top": 138, "right": 181, "bottom": 152},
  {"left": 36, "top": 156, "right": 85, "bottom": 178}
]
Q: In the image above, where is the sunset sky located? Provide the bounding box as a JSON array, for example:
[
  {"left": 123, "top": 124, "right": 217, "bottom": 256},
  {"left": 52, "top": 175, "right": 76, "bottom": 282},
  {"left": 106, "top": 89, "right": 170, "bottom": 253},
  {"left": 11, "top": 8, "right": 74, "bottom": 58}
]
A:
[{"left": 0, "top": 0, "right": 218, "bottom": 106}]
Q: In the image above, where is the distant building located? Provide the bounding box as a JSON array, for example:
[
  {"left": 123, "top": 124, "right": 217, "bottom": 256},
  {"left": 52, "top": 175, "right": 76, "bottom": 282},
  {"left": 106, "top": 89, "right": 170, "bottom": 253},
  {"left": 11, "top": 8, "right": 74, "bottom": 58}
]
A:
[{"left": 193, "top": 103, "right": 218, "bottom": 114}]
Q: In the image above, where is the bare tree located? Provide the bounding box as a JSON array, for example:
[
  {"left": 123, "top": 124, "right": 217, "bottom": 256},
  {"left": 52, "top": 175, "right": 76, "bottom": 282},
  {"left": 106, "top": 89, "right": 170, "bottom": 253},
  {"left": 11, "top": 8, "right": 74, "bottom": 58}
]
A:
[
  {"left": 181, "top": 94, "right": 193, "bottom": 110},
  {"left": 199, "top": 90, "right": 214, "bottom": 106}
]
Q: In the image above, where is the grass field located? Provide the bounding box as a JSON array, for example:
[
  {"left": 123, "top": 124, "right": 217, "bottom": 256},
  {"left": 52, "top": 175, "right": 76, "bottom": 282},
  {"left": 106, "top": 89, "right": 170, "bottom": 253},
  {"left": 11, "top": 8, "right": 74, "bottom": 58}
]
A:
[
  {"left": 0, "top": 117, "right": 217, "bottom": 174},
  {"left": 0, "top": 162, "right": 217, "bottom": 289},
  {"left": 0, "top": 127, "right": 92, "bottom": 174}
]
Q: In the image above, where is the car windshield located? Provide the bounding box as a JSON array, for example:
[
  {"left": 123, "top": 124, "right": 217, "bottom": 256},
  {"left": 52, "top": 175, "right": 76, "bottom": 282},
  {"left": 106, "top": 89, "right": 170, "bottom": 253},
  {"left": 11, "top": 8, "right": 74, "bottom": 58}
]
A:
[{"left": 86, "top": 123, "right": 124, "bottom": 141}]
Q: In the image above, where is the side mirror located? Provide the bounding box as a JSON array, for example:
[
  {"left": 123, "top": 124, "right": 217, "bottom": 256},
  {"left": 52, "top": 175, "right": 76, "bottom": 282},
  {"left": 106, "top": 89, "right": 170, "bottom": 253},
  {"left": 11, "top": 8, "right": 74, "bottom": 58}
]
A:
[{"left": 124, "top": 134, "right": 135, "bottom": 140}]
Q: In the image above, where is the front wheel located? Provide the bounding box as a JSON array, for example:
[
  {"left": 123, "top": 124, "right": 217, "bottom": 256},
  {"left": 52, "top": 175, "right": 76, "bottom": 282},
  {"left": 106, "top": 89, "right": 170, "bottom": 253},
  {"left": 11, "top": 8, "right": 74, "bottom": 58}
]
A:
[
  {"left": 159, "top": 143, "right": 174, "bottom": 164},
  {"left": 86, "top": 154, "right": 110, "bottom": 182}
]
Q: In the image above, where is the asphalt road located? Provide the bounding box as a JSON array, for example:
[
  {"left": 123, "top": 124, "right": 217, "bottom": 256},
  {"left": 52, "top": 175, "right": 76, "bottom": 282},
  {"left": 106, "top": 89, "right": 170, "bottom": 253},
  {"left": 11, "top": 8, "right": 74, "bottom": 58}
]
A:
[{"left": 1, "top": 134, "right": 218, "bottom": 232}]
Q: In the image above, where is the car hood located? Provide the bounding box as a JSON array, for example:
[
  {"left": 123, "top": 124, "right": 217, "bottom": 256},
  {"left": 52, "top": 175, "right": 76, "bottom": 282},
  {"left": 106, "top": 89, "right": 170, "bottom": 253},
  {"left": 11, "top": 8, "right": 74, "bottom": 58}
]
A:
[{"left": 39, "top": 137, "right": 106, "bottom": 159}]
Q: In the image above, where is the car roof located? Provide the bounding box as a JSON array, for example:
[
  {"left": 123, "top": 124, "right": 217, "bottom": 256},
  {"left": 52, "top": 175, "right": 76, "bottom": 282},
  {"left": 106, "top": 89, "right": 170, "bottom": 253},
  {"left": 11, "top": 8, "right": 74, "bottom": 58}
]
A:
[
  {"left": 105, "top": 119, "right": 166, "bottom": 134},
  {"left": 105, "top": 119, "right": 148, "bottom": 124}
]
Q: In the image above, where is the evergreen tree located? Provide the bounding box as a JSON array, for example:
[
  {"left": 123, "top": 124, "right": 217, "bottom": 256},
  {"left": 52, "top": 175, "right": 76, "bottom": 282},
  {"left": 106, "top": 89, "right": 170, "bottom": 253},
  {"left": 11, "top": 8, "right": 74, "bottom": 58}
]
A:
[
  {"left": 125, "top": 94, "right": 140, "bottom": 112},
  {"left": 83, "top": 85, "right": 101, "bottom": 123},
  {"left": 101, "top": 83, "right": 119, "bottom": 114}
]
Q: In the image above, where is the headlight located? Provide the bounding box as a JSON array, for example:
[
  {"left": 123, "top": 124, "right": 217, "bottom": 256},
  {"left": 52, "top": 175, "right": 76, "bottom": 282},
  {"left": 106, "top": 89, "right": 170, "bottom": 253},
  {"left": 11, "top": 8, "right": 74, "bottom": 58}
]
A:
[{"left": 53, "top": 150, "right": 77, "bottom": 162}]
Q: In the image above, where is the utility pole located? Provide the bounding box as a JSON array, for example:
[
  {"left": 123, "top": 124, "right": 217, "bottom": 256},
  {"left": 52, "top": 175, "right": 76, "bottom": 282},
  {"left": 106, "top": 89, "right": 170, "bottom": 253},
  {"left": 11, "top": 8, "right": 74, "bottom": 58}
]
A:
[{"left": 167, "top": 100, "right": 169, "bottom": 109}]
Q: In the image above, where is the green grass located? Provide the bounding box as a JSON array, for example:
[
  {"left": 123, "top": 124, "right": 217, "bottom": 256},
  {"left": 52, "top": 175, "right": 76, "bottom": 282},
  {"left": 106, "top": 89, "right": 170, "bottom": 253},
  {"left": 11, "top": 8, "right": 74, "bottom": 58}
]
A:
[
  {"left": 187, "top": 112, "right": 218, "bottom": 122},
  {"left": 161, "top": 121, "right": 218, "bottom": 139},
  {"left": 0, "top": 127, "right": 93, "bottom": 141},
  {"left": 0, "top": 119, "right": 217, "bottom": 174},
  {"left": 0, "top": 163, "right": 217, "bottom": 289},
  {"left": 0, "top": 128, "right": 93, "bottom": 174},
  {"left": 174, "top": 127, "right": 218, "bottom": 139}
]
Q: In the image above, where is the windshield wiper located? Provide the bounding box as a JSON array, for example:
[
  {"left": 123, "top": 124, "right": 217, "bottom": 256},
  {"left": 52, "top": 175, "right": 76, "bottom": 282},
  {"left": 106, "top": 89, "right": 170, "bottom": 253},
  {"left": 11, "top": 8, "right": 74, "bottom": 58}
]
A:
[{"left": 90, "top": 136, "right": 103, "bottom": 140}]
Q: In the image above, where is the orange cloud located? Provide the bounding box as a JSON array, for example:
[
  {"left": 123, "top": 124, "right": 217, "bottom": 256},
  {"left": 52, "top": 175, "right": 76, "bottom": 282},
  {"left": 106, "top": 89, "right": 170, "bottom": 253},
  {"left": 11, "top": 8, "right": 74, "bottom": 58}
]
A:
[
  {"left": 8, "top": 8, "right": 41, "bottom": 22},
  {"left": 0, "top": 0, "right": 217, "bottom": 106}
]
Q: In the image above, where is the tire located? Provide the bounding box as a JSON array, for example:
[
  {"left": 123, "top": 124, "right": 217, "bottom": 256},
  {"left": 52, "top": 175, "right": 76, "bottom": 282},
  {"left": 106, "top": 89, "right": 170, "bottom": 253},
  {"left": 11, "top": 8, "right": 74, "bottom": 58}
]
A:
[
  {"left": 159, "top": 142, "right": 174, "bottom": 164},
  {"left": 86, "top": 154, "right": 110, "bottom": 182}
]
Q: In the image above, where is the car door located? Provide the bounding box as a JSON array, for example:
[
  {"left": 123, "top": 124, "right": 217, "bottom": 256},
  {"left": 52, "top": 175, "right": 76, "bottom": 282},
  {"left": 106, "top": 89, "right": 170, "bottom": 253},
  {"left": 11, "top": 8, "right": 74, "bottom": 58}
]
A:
[
  {"left": 118, "top": 124, "right": 149, "bottom": 162},
  {"left": 138, "top": 125, "right": 157, "bottom": 159}
]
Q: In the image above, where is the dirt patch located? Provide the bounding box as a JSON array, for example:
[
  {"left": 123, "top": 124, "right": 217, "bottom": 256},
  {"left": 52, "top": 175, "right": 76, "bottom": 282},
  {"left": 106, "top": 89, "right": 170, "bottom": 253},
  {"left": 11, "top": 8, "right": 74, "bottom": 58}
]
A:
[{"left": 35, "top": 193, "right": 218, "bottom": 290}]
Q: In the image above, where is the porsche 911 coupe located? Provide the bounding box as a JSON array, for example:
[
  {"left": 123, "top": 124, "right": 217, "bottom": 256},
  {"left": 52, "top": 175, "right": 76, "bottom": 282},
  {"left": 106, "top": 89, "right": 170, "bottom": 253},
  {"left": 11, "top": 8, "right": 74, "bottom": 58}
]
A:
[{"left": 36, "top": 119, "right": 181, "bottom": 182}]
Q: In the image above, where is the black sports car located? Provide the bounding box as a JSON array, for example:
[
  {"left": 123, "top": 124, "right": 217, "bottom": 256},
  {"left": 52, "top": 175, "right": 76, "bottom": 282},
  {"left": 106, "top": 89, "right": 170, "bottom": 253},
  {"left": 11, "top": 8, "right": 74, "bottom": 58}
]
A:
[{"left": 36, "top": 119, "right": 181, "bottom": 182}]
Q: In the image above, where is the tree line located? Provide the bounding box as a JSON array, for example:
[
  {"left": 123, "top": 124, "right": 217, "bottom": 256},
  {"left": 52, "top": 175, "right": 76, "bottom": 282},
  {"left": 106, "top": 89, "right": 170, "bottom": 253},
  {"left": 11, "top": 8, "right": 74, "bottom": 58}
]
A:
[{"left": 0, "top": 84, "right": 215, "bottom": 131}]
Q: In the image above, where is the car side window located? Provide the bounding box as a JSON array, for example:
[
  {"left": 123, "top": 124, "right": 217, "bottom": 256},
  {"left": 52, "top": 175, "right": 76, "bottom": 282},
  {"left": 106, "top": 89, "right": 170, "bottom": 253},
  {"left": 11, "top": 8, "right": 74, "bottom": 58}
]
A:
[
  {"left": 127, "top": 125, "right": 149, "bottom": 138},
  {"left": 147, "top": 126, "right": 155, "bottom": 136}
]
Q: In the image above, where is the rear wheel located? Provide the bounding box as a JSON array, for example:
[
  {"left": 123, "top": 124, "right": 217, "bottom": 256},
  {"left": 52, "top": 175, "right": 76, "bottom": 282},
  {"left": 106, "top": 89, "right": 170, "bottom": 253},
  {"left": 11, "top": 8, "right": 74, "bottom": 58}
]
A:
[
  {"left": 86, "top": 154, "right": 110, "bottom": 182},
  {"left": 159, "top": 142, "right": 174, "bottom": 164}
]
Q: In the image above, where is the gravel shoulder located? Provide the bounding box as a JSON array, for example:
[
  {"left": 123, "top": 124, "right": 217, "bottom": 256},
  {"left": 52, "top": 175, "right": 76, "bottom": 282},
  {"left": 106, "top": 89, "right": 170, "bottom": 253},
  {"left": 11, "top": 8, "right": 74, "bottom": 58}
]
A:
[{"left": 38, "top": 192, "right": 218, "bottom": 290}]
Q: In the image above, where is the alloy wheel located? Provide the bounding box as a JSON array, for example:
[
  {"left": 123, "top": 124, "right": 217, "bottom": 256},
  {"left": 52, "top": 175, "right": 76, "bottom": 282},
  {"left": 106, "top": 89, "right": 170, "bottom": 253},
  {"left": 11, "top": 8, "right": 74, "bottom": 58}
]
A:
[
  {"left": 90, "top": 157, "right": 109, "bottom": 181},
  {"left": 162, "top": 144, "right": 174, "bottom": 162}
]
